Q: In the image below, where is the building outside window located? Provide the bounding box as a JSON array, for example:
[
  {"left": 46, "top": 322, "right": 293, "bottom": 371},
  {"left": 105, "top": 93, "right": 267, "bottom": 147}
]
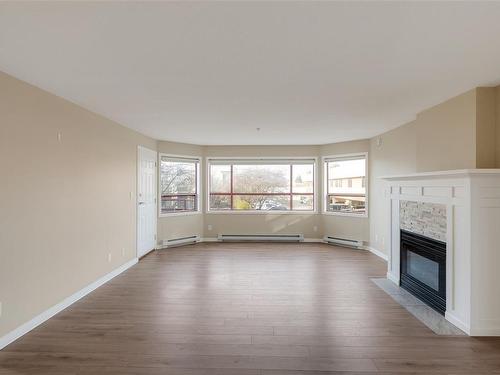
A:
[{"left": 324, "top": 154, "right": 367, "bottom": 215}]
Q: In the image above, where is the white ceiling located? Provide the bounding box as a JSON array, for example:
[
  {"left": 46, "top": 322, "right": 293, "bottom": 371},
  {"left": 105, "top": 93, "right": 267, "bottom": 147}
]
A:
[{"left": 2, "top": 2, "right": 500, "bottom": 145}]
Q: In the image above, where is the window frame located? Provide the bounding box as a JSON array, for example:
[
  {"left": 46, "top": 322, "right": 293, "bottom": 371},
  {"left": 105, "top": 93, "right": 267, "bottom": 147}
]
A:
[
  {"left": 322, "top": 152, "right": 368, "bottom": 218},
  {"left": 158, "top": 153, "right": 202, "bottom": 217},
  {"left": 206, "top": 157, "right": 318, "bottom": 214}
]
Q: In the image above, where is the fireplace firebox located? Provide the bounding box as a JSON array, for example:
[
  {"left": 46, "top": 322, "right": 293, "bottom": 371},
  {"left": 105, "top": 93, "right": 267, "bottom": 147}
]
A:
[{"left": 400, "top": 230, "right": 446, "bottom": 315}]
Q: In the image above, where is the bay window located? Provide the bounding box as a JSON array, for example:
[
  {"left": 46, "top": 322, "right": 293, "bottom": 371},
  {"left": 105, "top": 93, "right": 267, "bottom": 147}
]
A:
[
  {"left": 208, "top": 159, "right": 315, "bottom": 212},
  {"left": 324, "top": 154, "right": 367, "bottom": 215},
  {"left": 159, "top": 155, "right": 200, "bottom": 215}
]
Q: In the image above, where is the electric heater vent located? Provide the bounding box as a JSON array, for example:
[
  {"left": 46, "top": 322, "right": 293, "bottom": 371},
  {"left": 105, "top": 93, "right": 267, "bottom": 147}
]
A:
[
  {"left": 161, "top": 235, "right": 200, "bottom": 248},
  {"left": 217, "top": 234, "right": 304, "bottom": 242},
  {"left": 323, "top": 236, "right": 363, "bottom": 249}
]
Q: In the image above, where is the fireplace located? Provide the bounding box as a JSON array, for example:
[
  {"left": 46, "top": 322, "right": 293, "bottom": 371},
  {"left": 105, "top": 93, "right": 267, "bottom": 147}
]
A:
[
  {"left": 384, "top": 170, "right": 500, "bottom": 335},
  {"left": 400, "top": 230, "right": 446, "bottom": 315}
]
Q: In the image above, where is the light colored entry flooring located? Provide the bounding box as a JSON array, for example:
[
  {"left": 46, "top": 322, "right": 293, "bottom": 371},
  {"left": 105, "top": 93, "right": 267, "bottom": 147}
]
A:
[{"left": 1, "top": 242, "right": 500, "bottom": 374}]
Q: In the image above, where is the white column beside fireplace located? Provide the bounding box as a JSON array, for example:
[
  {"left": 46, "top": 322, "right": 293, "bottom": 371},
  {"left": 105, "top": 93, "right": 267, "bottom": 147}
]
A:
[{"left": 382, "top": 169, "right": 500, "bottom": 336}]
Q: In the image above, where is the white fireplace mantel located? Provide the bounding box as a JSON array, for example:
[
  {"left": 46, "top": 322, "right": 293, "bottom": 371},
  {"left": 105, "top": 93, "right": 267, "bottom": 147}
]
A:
[{"left": 382, "top": 169, "right": 500, "bottom": 336}]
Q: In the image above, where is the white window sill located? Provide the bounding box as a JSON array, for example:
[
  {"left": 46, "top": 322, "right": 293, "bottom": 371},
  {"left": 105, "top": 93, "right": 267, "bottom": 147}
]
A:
[
  {"left": 205, "top": 210, "right": 318, "bottom": 215},
  {"left": 159, "top": 211, "right": 202, "bottom": 218},
  {"left": 322, "top": 211, "right": 368, "bottom": 218}
]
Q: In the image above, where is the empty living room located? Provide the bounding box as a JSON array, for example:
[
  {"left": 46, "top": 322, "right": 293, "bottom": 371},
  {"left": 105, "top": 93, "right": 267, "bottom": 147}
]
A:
[{"left": 3, "top": 1, "right": 500, "bottom": 374}]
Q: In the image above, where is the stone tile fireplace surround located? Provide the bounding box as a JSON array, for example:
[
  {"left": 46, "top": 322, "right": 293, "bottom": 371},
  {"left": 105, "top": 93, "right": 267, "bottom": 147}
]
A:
[
  {"left": 382, "top": 170, "right": 500, "bottom": 336},
  {"left": 400, "top": 201, "right": 446, "bottom": 242}
]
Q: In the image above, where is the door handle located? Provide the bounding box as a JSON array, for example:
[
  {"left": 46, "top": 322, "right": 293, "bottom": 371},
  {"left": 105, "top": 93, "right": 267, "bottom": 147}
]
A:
[{"left": 138, "top": 202, "right": 145, "bottom": 205}]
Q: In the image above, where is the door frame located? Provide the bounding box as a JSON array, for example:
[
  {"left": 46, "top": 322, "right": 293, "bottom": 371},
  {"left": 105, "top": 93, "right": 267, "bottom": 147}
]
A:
[{"left": 136, "top": 145, "right": 158, "bottom": 258}]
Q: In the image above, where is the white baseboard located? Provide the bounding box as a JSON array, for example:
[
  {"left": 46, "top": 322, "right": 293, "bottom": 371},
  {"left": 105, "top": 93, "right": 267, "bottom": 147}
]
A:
[
  {"left": 363, "top": 245, "right": 389, "bottom": 261},
  {"left": 200, "top": 237, "right": 218, "bottom": 242},
  {"left": 468, "top": 326, "right": 500, "bottom": 336},
  {"left": 0, "top": 258, "right": 138, "bottom": 350},
  {"left": 445, "top": 311, "right": 470, "bottom": 335},
  {"left": 303, "top": 238, "right": 324, "bottom": 243},
  {"left": 200, "top": 237, "right": 323, "bottom": 243},
  {"left": 386, "top": 271, "right": 399, "bottom": 285}
]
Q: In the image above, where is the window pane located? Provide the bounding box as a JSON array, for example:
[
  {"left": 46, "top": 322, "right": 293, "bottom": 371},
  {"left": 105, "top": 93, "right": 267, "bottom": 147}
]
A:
[
  {"left": 210, "top": 165, "right": 231, "bottom": 193},
  {"left": 292, "top": 164, "right": 314, "bottom": 193},
  {"left": 327, "top": 157, "right": 365, "bottom": 214},
  {"left": 208, "top": 160, "right": 315, "bottom": 212},
  {"left": 210, "top": 194, "right": 231, "bottom": 210},
  {"left": 327, "top": 194, "right": 365, "bottom": 214},
  {"left": 233, "top": 165, "right": 290, "bottom": 193},
  {"left": 292, "top": 195, "right": 314, "bottom": 210},
  {"left": 160, "top": 158, "right": 198, "bottom": 213},
  {"left": 160, "top": 159, "right": 196, "bottom": 194},
  {"left": 233, "top": 195, "right": 290, "bottom": 211},
  {"left": 161, "top": 195, "right": 197, "bottom": 213}
]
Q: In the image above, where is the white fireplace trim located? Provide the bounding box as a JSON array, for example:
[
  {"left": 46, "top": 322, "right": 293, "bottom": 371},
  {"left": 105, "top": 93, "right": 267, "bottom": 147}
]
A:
[
  {"left": 445, "top": 311, "right": 469, "bottom": 334},
  {"left": 383, "top": 169, "right": 500, "bottom": 336}
]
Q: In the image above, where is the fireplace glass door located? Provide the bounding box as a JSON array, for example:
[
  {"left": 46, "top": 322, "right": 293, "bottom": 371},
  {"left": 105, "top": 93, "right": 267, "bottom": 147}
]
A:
[
  {"left": 400, "top": 230, "right": 446, "bottom": 315},
  {"left": 406, "top": 250, "right": 439, "bottom": 291}
]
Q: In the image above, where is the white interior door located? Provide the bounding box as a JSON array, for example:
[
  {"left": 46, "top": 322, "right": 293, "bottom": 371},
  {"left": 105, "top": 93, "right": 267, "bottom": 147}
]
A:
[{"left": 137, "top": 146, "right": 157, "bottom": 258}]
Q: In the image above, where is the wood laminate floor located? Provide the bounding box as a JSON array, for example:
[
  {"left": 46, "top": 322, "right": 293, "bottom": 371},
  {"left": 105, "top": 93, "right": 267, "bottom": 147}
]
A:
[{"left": 1, "top": 242, "right": 500, "bottom": 374}]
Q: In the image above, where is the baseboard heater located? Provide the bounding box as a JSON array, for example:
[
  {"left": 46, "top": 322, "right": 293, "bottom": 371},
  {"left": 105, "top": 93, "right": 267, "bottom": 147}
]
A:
[
  {"left": 161, "top": 235, "right": 200, "bottom": 248},
  {"left": 217, "top": 234, "right": 304, "bottom": 242},
  {"left": 323, "top": 236, "right": 363, "bottom": 249}
]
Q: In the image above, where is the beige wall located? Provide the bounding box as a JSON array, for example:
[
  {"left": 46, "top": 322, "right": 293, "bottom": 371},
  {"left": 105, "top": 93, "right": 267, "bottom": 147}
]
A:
[
  {"left": 204, "top": 214, "right": 323, "bottom": 239},
  {"left": 369, "top": 87, "right": 500, "bottom": 255},
  {"left": 320, "top": 139, "right": 369, "bottom": 156},
  {"left": 369, "top": 122, "right": 417, "bottom": 254},
  {"left": 475, "top": 87, "right": 497, "bottom": 168},
  {"left": 0, "top": 72, "right": 156, "bottom": 337},
  {"left": 414, "top": 87, "right": 500, "bottom": 171},
  {"left": 159, "top": 140, "right": 203, "bottom": 157},
  {"left": 204, "top": 145, "right": 320, "bottom": 158},
  {"left": 496, "top": 86, "right": 500, "bottom": 166},
  {"left": 415, "top": 89, "right": 477, "bottom": 172}
]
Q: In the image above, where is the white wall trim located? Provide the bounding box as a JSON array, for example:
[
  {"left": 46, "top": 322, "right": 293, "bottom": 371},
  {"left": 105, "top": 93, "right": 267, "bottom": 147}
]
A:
[
  {"left": 199, "top": 237, "right": 324, "bottom": 243},
  {"left": 190, "top": 237, "right": 326, "bottom": 244},
  {"left": 205, "top": 211, "right": 318, "bottom": 215},
  {"left": 363, "top": 245, "right": 388, "bottom": 261},
  {"left": 0, "top": 258, "right": 138, "bottom": 351},
  {"left": 137, "top": 145, "right": 158, "bottom": 258},
  {"left": 159, "top": 211, "right": 202, "bottom": 218},
  {"left": 445, "top": 311, "right": 470, "bottom": 335},
  {"left": 172, "top": 237, "right": 365, "bottom": 246},
  {"left": 468, "top": 327, "right": 500, "bottom": 336},
  {"left": 303, "top": 238, "right": 324, "bottom": 243},
  {"left": 386, "top": 271, "right": 399, "bottom": 285},
  {"left": 201, "top": 237, "right": 219, "bottom": 242}
]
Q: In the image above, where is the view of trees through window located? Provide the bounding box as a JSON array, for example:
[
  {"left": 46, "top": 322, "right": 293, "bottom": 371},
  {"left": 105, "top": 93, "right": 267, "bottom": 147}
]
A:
[
  {"left": 209, "top": 161, "right": 314, "bottom": 211},
  {"left": 325, "top": 155, "right": 366, "bottom": 214},
  {"left": 160, "top": 156, "right": 198, "bottom": 214}
]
